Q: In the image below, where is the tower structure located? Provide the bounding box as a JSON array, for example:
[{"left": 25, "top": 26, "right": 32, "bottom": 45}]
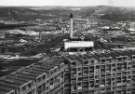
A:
[
  {"left": 70, "top": 13, "right": 74, "bottom": 39},
  {"left": 64, "top": 14, "right": 94, "bottom": 53}
]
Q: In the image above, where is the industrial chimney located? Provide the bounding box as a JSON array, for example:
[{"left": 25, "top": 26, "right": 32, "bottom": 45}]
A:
[{"left": 70, "top": 13, "right": 74, "bottom": 39}]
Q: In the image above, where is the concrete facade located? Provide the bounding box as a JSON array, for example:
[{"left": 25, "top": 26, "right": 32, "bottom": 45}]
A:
[
  {"left": 64, "top": 50, "right": 135, "bottom": 94},
  {"left": 0, "top": 56, "right": 69, "bottom": 94},
  {"left": 1, "top": 50, "right": 135, "bottom": 94}
]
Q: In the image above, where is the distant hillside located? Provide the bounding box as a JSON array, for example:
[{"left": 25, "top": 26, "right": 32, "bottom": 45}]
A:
[
  {"left": 0, "top": 7, "right": 73, "bottom": 22},
  {"left": 80, "top": 6, "right": 135, "bottom": 21},
  {"left": 0, "top": 6, "right": 135, "bottom": 22}
]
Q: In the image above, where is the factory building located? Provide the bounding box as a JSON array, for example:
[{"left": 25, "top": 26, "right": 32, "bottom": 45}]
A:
[
  {"left": 64, "top": 40, "right": 94, "bottom": 52},
  {"left": 64, "top": 14, "right": 94, "bottom": 53},
  {"left": 64, "top": 49, "right": 135, "bottom": 94}
]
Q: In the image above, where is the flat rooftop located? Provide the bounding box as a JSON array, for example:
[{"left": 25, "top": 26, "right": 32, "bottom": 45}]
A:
[
  {"left": 0, "top": 56, "right": 64, "bottom": 93},
  {"left": 64, "top": 49, "right": 135, "bottom": 60}
]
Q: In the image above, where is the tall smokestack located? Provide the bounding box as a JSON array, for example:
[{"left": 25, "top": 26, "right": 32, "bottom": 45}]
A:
[
  {"left": 70, "top": 13, "right": 74, "bottom": 39},
  {"left": 39, "top": 31, "right": 42, "bottom": 42}
]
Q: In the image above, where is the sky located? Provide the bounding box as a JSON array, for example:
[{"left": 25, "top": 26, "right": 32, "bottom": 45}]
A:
[{"left": 0, "top": 0, "right": 135, "bottom": 7}]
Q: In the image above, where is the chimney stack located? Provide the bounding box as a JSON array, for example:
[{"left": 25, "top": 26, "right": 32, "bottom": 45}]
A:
[{"left": 70, "top": 13, "right": 74, "bottom": 39}]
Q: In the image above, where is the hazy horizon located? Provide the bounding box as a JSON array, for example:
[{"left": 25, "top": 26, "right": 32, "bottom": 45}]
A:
[{"left": 0, "top": 0, "right": 135, "bottom": 7}]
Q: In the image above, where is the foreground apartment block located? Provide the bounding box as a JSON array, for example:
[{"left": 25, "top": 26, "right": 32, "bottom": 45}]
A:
[
  {"left": 1, "top": 49, "right": 135, "bottom": 94},
  {"left": 0, "top": 56, "right": 70, "bottom": 94},
  {"left": 64, "top": 50, "right": 135, "bottom": 94}
]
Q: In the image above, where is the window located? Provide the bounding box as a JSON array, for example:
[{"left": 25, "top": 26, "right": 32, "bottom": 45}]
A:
[
  {"left": 112, "top": 64, "right": 115, "bottom": 67},
  {"left": 78, "top": 92, "right": 82, "bottom": 94},
  {"left": 89, "top": 81, "right": 94, "bottom": 87},
  {"left": 91, "top": 60, "right": 95, "bottom": 64},
  {"left": 27, "top": 91, "right": 33, "bottom": 94},
  {"left": 107, "top": 58, "right": 112, "bottom": 62},
  {"left": 43, "top": 75, "right": 46, "bottom": 79},
  {"left": 132, "top": 65, "right": 135, "bottom": 68},
  {"left": 89, "top": 66, "right": 94, "bottom": 72},
  {"left": 101, "top": 79, "right": 105, "bottom": 84},
  {"left": 96, "top": 65, "right": 100, "bottom": 69},
  {"left": 77, "top": 82, "right": 81, "bottom": 86},
  {"left": 10, "top": 92, "right": 14, "bottom": 94},
  {"left": 37, "top": 77, "right": 41, "bottom": 82},
  {"left": 132, "top": 55, "right": 135, "bottom": 60},
  {"left": 84, "top": 61, "right": 88, "bottom": 65},
  {"left": 101, "top": 59, "right": 105, "bottom": 63},
  {"left": 106, "top": 64, "right": 111, "bottom": 72},
  {"left": 37, "top": 85, "right": 42, "bottom": 94},
  {"left": 83, "top": 72, "right": 88, "bottom": 76},
  {"left": 22, "top": 86, "right": 26, "bottom": 91},
  {"left": 71, "top": 62, "right": 76, "bottom": 66},
  {"left": 83, "top": 67, "right": 88, "bottom": 75},
  {"left": 71, "top": 84, "right": 76, "bottom": 91},
  {"left": 78, "top": 72, "right": 82, "bottom": 76},
  {"left": 50, "top": 78, "right": 54, "bottom": 85},
  {"left": 101, "top": 65, "right": 105, "bottom": 69},
  {"left": 78, "top": 68, "right": 81, "bottom": 71},
  {"left": 123, "top": 56, "right": 127, "bottom": 60},
  {"left": 78, "top": 77, "right": 82, "bottom": 81},
  {"left": 83, "top": 82, "right": 88, "bottom": 88},
  {"left": 28, "top": 83, "right": 32, "bottom": 88},
  {"left": 117, "top": 57, "right": 122, "bottom": 62}
]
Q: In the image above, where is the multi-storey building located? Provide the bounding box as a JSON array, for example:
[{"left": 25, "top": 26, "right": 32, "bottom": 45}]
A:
[
  {"left": 0, "top": 86, "right": 15, "bottom": 94},
  {"left": 0, "top": 56, "right": 70, "bottom": 94},
  {"left": 64, "top": 49, "right": 135, "bottom": 94},
  {"left": 1, "top": 49, "right": 135, "bottom": 94}
]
